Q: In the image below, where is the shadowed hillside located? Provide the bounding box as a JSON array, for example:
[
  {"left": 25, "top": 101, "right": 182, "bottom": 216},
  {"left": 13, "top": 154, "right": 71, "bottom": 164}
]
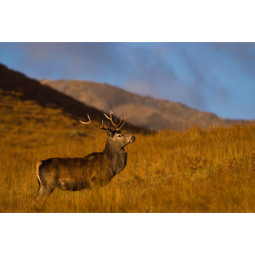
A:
[
  {"left": 0, "top": 64, "right": 145, "bottom": 133},
  {"left": 41, "top": 79, "right": 244, "bottom": 131}
]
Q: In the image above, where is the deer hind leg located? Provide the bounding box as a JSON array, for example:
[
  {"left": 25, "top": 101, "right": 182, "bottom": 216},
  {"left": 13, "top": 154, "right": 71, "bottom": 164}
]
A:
[
  {"left": 34, "top": 183, "right": 56, "bottom": 211},
  {"left": 33, "top": 161, "right": 56, "bottom": 209}
]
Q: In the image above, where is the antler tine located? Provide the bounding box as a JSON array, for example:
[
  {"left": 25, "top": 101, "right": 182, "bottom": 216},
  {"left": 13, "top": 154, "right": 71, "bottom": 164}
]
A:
[
  {"left": 99, "top": 120, "right": 106, "bottom": 129},
  {"left": 80, "top": 114, "right": 107, "bottom": 130},
  {"left": 116, "top": 117, "right": 123, "bottom": 128},
  {"left": 104, "top": 111, "right": 118, "bottom": 127},
  {"left": 79, "top": 114, "right": 91, "bottom": 125},
  {"left": 116, "top": 117, "right": 126, "bottom": 129},
  {"left": 116, "top": 118, "right": 126, "bottom": 131}
]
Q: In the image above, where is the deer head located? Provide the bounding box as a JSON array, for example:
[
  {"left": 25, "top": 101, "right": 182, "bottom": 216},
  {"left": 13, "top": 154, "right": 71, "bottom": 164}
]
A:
[{"left": 80, "top": 111, "right": 135, "bottom": 148}]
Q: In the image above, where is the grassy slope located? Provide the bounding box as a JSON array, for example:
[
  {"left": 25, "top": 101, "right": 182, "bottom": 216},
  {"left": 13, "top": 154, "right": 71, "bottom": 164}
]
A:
[{"left": 1, "top": 89, "right": 255, "bottom": 212}]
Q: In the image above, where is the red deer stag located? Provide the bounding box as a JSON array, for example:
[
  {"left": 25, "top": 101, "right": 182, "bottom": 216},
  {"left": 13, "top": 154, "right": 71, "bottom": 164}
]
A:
[{"left": 34, "top": 112, "right": 135, "bottom": 205}]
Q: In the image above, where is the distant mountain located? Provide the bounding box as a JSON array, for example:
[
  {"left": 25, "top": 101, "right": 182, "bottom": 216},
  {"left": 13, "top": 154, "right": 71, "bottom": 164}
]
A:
[
  {"left": 40, "top": 79, "right": 243, "bottom": 131},
  {"left": 0, "top": 64, "right": 144, "bottom": 133}
]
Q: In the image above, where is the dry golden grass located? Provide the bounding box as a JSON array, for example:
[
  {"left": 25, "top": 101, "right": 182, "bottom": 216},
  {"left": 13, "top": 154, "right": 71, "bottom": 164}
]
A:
[{"left": 1, "top": 90, "right": 255, "bottom": 212}]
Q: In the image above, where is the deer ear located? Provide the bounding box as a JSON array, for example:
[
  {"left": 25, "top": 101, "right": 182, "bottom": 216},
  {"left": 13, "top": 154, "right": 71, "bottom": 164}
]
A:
[{"left": 107, "top": 129, "right": 114, "bottom": 138}]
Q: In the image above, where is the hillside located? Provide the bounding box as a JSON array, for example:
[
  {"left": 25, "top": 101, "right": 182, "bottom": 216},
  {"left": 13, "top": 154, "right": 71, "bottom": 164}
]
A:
[
  {"left": 0, "top": 64, "right": 144, "bottom": 133},
  {"left": 1, "top": 64, "right": 255, "bottom": 213},
  {"left": 41, "top": 79, "right": 242, "bottom": 131},
  {"left": 1, "top": 85, "right": 255, "bottom": 212}
]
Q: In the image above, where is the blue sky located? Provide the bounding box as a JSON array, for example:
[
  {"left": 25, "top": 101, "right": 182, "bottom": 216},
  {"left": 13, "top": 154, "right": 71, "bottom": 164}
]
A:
[{"left": 0, "top": 42, "right": 254, "bottom": 120}]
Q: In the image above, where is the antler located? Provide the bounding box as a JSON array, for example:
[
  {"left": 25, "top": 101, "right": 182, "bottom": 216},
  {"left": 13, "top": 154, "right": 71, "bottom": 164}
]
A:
[
  {"left": 79, "top": 114, "right": 107, "bottom": 130},
  {"left": 117, "top": 117, "right": 126, "bottom": 130},
  {"left": 104, "top": 111, "right": 117, "bottom": 127},
  {"left": 80, "top": 112, "right": 126, "bottom": 131},
  {"left": 104, "top": 111, "right": 126, "bottom": 131}
]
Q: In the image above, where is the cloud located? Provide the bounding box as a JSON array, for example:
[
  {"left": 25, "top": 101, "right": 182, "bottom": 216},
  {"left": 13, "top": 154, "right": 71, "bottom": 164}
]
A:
[
  {"left": 0, "top": 42, "right": 254, "bottom": 119},
  {"left": 21, "top": 43, "right": 127, "bottom": 80}
]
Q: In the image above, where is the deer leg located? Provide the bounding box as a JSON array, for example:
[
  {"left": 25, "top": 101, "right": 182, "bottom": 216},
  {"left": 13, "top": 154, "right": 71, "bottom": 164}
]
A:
[
  {"left": 89, "top": 176, "right": 100, "bottom": 194},
  {"left": 34, "top": 184, "right": 55, "bottom": 209},
  {"left": 88, "top": 179, "right": 102, "bottom": 211}
]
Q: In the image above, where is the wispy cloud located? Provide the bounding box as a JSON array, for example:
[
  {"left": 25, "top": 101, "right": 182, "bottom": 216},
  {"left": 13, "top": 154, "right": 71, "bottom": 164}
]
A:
[{"left": 0, "top": 42, "right": 254, "bottom": 119}]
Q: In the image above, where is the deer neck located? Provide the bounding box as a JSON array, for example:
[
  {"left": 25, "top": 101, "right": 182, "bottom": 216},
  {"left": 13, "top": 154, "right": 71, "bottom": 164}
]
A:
[{"left": 103, "top": 140, "right": 127, "bottom": 175}]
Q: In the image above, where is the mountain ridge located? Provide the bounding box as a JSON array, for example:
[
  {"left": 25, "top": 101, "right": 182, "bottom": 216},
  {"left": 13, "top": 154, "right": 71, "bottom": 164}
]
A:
[{"left": 41, "top": 79, "right": 245, "bottom": 131}]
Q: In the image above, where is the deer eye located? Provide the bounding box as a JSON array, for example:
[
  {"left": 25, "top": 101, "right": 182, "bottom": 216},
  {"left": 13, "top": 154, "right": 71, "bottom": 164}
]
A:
[{"left": 117, "top": 134, "right": 122, "bottom": 137}]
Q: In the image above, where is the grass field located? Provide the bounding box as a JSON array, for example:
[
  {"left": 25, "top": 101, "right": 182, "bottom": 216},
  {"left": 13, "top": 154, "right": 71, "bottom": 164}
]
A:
[{"left": 1, "top": 89, "right": 255, "bottom": 212}]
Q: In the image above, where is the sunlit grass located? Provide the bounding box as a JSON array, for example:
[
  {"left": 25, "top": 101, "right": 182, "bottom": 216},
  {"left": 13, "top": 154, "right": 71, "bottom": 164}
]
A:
[{"left": 1, "top": 90, "right": 255, "bottom": 212}]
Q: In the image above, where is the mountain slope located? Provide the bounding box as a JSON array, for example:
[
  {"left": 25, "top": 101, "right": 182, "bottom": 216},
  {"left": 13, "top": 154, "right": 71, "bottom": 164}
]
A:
[
  {"left": 0, "top": 64, "right": 144, "bottom": 133},
  {"left": 41, "top": 79, "right": 241, "bottom": 131}
]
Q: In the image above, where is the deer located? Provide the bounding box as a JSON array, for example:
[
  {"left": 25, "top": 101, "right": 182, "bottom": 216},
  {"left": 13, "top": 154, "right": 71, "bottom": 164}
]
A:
[{"left": 34, "top": 112, "right": 135, "bottom": 206}]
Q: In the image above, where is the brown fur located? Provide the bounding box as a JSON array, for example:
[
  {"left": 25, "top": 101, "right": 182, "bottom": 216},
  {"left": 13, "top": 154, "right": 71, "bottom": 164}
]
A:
[{"left": 34, "top": 131, "right": 135, "bottom": 206}]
